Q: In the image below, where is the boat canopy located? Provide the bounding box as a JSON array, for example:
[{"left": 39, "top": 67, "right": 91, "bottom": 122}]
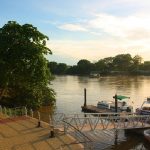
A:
[{"left": 116, "top": 95, "right": 130, "bottom": 100}]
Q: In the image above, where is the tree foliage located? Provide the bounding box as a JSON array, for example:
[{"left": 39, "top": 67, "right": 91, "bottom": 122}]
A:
[
  {"left": 0, "top": 21, "right": 55, "bottom": 108},
  {"left": 95, "top": 57, "right": 114, "bottom": 73},
  {"left": 77, "top": 59, "right": 92, "bottom": 75},
  {"left": 48, "top": 62, "right": 68, "bottom": 74},
  {"left": 48, "top": 54, "right": 150, "bottom": 75},
  {"left": 113, "top": 54, "right": 132, "bottom": 71},
  {"left": 133, "top": 55, "right": 142, "bottom": 65}
]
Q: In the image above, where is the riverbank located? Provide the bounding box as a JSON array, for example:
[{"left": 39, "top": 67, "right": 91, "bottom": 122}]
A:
[{"left": 0, "top": 114, "right": 83, "bottom": 150}]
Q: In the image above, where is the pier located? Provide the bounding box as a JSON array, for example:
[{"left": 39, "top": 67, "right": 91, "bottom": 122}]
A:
[
  {"left": 81, "top": 88, "right": 132, "bottom": 114},
  {"left": 1, "top": 105, "right": 150, "bottom": 150},
  {"left": 81, "top": 88, "right": 112, "bottom": 113},
  {"left": 0, "top": 111, "right": 83, "bottom": 150},
  {"left": 81, "top": 105, "right": 112, "bottom": 113},
  {"left": 61, "top": 113, "right": 150, "bottom": 132}
]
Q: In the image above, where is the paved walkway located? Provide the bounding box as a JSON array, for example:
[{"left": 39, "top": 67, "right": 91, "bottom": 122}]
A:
[{"left": 0, "top": 114, "right": 83, "bottom": 150}]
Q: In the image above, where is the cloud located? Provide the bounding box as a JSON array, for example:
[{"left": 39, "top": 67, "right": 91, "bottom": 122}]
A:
[
  {"left": 47, "top": 38, "right": 150, "bottom": 64},
  {"left": 58, "top": 23, "right": 88, "bottom": 32},
  {"left": 115, "top": 0, "right": 150, "bottom": 5},
  {"left": 57, "top": 12, "right": 150, "bottom": 41},
  {"left": 127, "top": 28, "right": 150, "bottom": 40},
  {"left": 88, "top": 13, "right": 150, "bottom": 39},
  {"left": 43, "top": 0, "right": 150, "bottom": 64}
]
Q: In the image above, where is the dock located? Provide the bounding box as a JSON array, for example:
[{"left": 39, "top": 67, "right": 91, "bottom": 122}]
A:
[
  {"left": 82, "top": 88, "right": 112, "bottom": 113},
  {"left": 81, "top": 105, "right": 112, "bottom": 113},
  {"left": 0, "top": 113, "right": 83, "bottom": 150}
]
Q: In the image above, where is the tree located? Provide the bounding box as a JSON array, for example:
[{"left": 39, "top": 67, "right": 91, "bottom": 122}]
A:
[
  {"left": 130, "top": 55, "right": 143, "bottom": 74},
  {"left": 55, "top": 63, "right": 68, "bottom": 74},
  {"left": 133, "top": 55, "right": 142, "bottom": 65},
  {"left": 48, "top": 61, "right": 58, "bottom": 74},
  {"left": 77, "top": 59, "right": 92, "bottom": 74},
  {"left": 0, "top": 21, "right": 55, "bottom": 108},
  {"left": 95, "top": 60, "right": 105, "bottom": 72},
  {"left": 95, "top": 57, "right": 114, "bottom": 73},
  {"left": 113, "top": 54, "right": 132, "bottom": 71},
  {"left": 48, "top": 62, "right": 68, "bottom": 74},
  {"left": 140, "top": 61, "right": 150, "bottom": 70},
  {"left": 66, "top": 65, "right": 78, "bottom": 74}
]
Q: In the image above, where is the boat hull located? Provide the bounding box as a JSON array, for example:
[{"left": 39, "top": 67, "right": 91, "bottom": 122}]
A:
[
  {"left": 136, "top": 109, "right": 150, "bottom": 115},
  {"left": 97, "top": 101, "right": 133, "bottom": 113},
  {"left": 144, "top": 129, "right": 150, "bottom": 142}
]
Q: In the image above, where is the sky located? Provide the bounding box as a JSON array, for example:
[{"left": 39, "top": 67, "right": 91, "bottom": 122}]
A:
[{"left": 1, "top": 0, "right": 150, "bottom": 65}]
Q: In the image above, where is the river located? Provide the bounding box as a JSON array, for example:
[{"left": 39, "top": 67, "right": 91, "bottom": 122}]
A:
[{"left": 51, "top": 75, "right": 150, "bottom": 149}]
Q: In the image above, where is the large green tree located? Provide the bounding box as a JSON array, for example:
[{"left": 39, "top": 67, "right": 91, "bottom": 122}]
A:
[
  {"left": 95, "top": 57, "right": 114, "bottom": 73},
  {"left": 0, "top": 21, "right": 55, "bottom": 108},
  {"left": 77, "top": 59, "right": 92, "bottom": 75},
  {"left": 56, "top": 63, "right": 68, "bottom": 74},
  {"left": 132, "top": 55, "right": 143, "bottom": 72},
  {"left": 113, "top": 54, "right": 132, "bottom": 71},
  {"left": 140, "top": 61, "right": 150, "bottom": 71},
  {"left": 48, "top": 61, "right": 58, "bottom": 74}
]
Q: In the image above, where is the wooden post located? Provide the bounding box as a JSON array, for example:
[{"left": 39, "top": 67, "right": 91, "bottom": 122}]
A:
[
  {"left": 30, "top": 109, "right": 33, "bottom": 118},
  {"left": 0, "top": 105, "right": 2, "bottom": 113},
  {"left": 49, "top": 115, "right": 55, "bottom": 138},
  {"left": 84, "top": 88, "right": 87, "bottom": 107},
  {"left": 37, "top": 111, "right": 41, "bottom": 127},
  {"left": 9, "top": 109, "right": 11, "bottom": 117},
  {"left": 24, "top": 107, "right": 27, "bottom": 117},
  {"left": 113, "top": 94, "right": 118, "bottom": 113},
  {"left": 114, "top": 129, "right": 118, "bottom": 145}
]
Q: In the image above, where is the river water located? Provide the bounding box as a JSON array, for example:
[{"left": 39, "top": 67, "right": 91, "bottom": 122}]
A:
[{"left": 51, "top": 75, "right": 150, "bottom": 149}]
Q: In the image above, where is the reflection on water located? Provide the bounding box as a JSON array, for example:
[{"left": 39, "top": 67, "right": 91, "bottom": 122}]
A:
[
  {"left": 50, "top": 75, "right": 150, "bottom": 149},
  {"left": 71, "top": 129, "right": 150, "bottom": 150},
  {"left": 111, "top": 131, "right": 149, "bottom": 150}
]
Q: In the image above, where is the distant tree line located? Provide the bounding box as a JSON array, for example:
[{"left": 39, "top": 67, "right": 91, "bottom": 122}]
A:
[{"left": 48, "top": 54, "right": 150, "bottom": 75}]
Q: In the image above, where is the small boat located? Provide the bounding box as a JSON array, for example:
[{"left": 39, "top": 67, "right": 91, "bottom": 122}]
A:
[
  {"left": 136, "top": 97, "right": 150, "bottom": 115},
  {"left": 144, "top": 129, "right": 150, "bottom": 142},
  {"left": 89, "top": 71, "right": 100, "bottom": 78},
  {"left": 97, "top": 95, "right": 133, "bottom": 113},
  {"left": 97, "top": 101, "right": 133, "bottom": 112}
]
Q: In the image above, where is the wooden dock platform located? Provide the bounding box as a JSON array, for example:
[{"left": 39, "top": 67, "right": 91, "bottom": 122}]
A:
[
  {"left": 0, "top": 115, "right": 83, "bottom": 150},
  {"left": 81, "top": 105, "right": 112, "bottom": 113}
]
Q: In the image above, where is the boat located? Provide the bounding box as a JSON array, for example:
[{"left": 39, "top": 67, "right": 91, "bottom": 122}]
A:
[
  {"left": 97, "top": 95, "right": 133, "bottom": 113},
  {"left": 136, "top": 97, "right": 150, "bottom": 115},
  {"left": 144, "top": 129, "right": 150, "bottom": 142},
  {"left": 89, "top": 71, "right": 100, "bottom": 78}
]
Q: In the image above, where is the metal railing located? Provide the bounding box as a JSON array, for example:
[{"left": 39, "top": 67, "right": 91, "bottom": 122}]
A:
[
  {"left": 0, "top": 105, "right": 27, "bottom": 117},
  {"left": 1, "top": 106, "right": 150, "bottom": 149},
  {"left": 1, "top": 107, "right": 150, "bottom": 131},
  {"left": 62, "top": 113, "right": 150, "bottom": 132}
]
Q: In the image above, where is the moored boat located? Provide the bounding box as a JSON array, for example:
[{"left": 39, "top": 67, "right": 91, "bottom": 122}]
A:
[
  {"left": 89, "top": 71, "right": 100, "bottom": 78},
  {"left": 144, "top": 129, "right": 150, "bottom": 142},
  {"left": 97, "top": 95, "right": 133, "bottom": 113},
  {"left": 136, "top": 97, "right": 150, "bottom": 115}
]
